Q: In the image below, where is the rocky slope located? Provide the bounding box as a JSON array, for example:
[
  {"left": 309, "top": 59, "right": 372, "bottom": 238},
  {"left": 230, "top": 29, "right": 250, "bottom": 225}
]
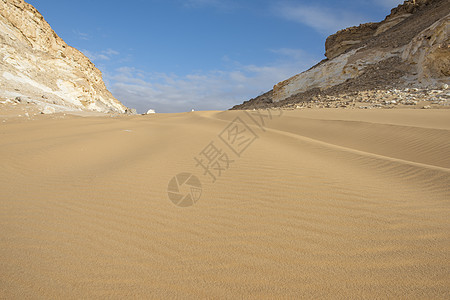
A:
[
  {"left": 232, "top": 0, "right": 449, "bottom": 110},
  {"left": 0, "top": 0, "right": 129, "bottom": 114}
]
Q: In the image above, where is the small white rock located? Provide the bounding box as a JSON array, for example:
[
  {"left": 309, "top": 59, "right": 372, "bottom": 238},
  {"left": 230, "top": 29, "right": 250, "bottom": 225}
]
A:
[
  {"left": 146, "top": 109, "right": 156, "bottom": 114},
  {"left": 41, "top": 106, "right": 56, "bottom": 114}
]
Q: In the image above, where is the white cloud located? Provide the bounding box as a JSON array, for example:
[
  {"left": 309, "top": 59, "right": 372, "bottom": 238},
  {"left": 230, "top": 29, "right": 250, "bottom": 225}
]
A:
[
  {"left": 103, "top": 49, "right": 119, "bottom": 56},
  {"left": 73, "top": 30, "right": 90, "bottom": 40},
  {"left": 81, "top": 48, "right": 120, "bottom": 61},
  {"left": 108, "top": 49, "right": 319, "bottom": 113},
  {"left": 270, "top": 48, "right": 310, "bottom": 61},
  {"left": 276, "top": 3, "right": 368, "bottom": 35}
]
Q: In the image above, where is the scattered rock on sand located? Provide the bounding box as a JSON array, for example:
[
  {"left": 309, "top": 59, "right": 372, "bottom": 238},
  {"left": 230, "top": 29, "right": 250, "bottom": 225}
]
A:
[
  {"left": 125, "top": 108, "right": 137, "bottom": 115},
  {"left": 41, "top": 106, "right": 56, "bottom": 114}
]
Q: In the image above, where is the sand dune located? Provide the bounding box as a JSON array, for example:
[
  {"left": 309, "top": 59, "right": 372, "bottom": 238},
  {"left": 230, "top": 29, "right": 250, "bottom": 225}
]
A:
[{"left": 1, "top": 109, "right": 449, "bottom": 298}]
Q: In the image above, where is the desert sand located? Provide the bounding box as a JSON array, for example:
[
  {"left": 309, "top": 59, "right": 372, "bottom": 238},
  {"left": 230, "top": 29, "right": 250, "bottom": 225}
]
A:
[{"left": 1, "top": 109, "right": 449, "bottom": 298}]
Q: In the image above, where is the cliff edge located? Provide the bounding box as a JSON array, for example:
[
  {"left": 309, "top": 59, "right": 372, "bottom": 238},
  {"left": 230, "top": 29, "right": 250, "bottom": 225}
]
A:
[
  {"left": 0, "top": 0, "right": 129, "bottom": 114},
  {"left": 232, "top": 0, "right": 449, "bottom": 110}
]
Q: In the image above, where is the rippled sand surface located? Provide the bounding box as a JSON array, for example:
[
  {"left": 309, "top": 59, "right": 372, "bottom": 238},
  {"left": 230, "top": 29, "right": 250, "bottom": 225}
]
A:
[{"left": 1, "top": 109, "right": 449, "bottom": 298}]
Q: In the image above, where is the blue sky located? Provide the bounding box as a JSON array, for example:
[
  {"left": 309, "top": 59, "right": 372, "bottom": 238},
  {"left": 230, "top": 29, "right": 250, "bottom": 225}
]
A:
[{"left": 27, "top": 0, "right": 403, "bottom": 113}]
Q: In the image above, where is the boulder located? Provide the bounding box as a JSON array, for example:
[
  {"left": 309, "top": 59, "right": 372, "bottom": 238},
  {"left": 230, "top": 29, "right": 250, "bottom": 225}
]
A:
[
  {"left": 41, "top": 106, "right": 56, "bottom": 114},
  {"left": 125, "top": 108, "right": 137, "bottom": 115}
]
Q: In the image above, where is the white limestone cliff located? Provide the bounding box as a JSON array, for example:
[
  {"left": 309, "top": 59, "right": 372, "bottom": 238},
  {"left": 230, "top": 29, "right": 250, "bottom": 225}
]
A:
[
  {"left": 0, "top": 0, "right": 128, "bottom": 113},
  {"left": 271, "top": 0, "right": 449, "bottom": 103}
]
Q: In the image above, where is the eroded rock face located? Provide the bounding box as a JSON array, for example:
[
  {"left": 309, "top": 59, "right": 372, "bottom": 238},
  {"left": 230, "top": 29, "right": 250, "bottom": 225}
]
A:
[
  {"left": 0, "top": 0, "right": 127, "bottom": 113},
  {"left": 232, "top": 0, "right": 449, "bottom": 109},
  {"left": 324, "top": 1, "right": 438, "bottom": 60},
  {"left": 402, "top": 14, "right": 450, "bottom": 84},
  {"left": 325, "top": 23, "right": 379, "bottom": 60},
  {"left": 271, "top": 0, "right": 449, "bottom": 103},
  {"left": 272, "top": 48, "right": 400, "bottom": 102}
]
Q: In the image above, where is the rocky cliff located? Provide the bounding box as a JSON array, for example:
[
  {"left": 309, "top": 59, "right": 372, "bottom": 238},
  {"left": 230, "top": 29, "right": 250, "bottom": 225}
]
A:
[
  {"left": 324, "top": 0, "right": 423, "bottom": 60},
  {"left": 232, "top": 0, "right": 449, "bottom": 110},
  {"left": 0, "top": 0, "right": 128, "bottom": 113}
]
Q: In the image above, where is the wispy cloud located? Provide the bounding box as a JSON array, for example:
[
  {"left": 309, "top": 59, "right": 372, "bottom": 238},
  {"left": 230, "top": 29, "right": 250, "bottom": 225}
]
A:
[
  {"left": 270, "top": 48, "right": 309, "bottom": 61},
  {"left": 73, "top": 29, "right": 90, "bottom": 40},
  {"left": 275, "top": 3, "right": 367, "bottom": 35},
  {"left": 81, "top": 48, "right": 119, "bottom": 61},
  {"left": 108, "top": 49, "right": 319, "bottom": 113}
]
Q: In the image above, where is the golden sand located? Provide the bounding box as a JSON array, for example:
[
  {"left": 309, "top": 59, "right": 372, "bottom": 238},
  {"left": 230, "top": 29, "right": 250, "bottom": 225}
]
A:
[{"left": 1, "top": 109, "right": 449, "bottom": 298}]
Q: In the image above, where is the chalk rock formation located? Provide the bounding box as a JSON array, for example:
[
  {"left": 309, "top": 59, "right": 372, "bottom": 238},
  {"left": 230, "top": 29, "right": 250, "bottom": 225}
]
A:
[
  {"left": 233, "top": 0, "right": 449, "bottom": 109},
  {"left": 325, "top": 0, "right": 439, "bottom": 60},
  {"left": 0, "top": 0, "right": 127, "bottom": 113},
  {"left": 325, "top": 23, "right": 380, "bottom": 60},
  {"left": 402, "top": 14, "right": 450, "bottom": 84}
]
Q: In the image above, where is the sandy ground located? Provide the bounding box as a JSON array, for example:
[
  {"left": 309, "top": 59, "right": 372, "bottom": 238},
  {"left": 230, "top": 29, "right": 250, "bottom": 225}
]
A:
[{"left": 0, "top": 108, "right": 449, "bottom": 298}]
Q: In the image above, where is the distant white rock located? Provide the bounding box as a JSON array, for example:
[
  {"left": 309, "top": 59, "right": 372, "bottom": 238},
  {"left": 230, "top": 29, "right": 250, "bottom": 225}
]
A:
[
  {"left": 146, "top": 109, "right": 156, "bottom": 114},
  {"left": 41, "top": 106, "right": 56, "bottom": 114},
  {"left": 191, "top": 109, "right": 195, "bottom": 112}
]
